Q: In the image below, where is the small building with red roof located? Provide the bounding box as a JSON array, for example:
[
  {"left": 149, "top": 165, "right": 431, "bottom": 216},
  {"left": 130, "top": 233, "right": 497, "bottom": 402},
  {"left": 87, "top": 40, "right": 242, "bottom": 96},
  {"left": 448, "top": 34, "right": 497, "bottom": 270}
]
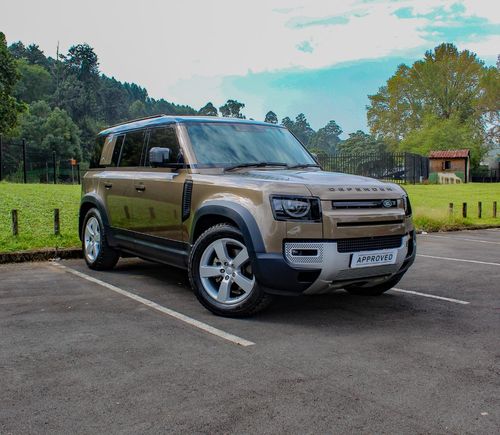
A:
[{"left": 428, "top": 149, "right": 470, "bottom": 183}]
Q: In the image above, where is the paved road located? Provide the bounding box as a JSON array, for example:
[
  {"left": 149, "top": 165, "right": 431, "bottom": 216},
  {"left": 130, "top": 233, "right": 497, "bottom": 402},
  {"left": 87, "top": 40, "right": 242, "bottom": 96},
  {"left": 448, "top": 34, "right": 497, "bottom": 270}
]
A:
[{"left": 1, "top": 229, "right": 499, "bottom": 434}]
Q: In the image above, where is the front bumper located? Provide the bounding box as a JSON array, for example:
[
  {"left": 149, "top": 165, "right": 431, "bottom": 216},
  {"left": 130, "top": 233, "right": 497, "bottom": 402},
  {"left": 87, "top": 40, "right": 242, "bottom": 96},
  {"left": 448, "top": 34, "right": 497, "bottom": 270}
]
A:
[{"left": 253, "top": 231, "right": 416, "bottom": 295}]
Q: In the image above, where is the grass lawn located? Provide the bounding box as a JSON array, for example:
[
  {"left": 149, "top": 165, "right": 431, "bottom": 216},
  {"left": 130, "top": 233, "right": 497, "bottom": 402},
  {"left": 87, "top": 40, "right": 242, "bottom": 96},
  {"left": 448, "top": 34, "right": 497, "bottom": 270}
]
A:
[
  {"left": 0, "top": 182, "right": 499, "bottom": 253},
  {"left": 404, "top": 183, "right": 500, "bottom": 231},
  {"left": 0, "top": 183, "right": 81, "bottom": 253}
]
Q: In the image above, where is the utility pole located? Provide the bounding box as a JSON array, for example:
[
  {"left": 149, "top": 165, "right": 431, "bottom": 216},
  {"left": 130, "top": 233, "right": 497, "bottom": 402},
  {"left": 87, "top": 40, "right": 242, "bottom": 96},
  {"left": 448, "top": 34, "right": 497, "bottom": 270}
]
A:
[
  {"left": 0, "top": 134, "right": 3, "bottom": 182},
  {"left": 22, "top": 139, "right": 27, "bottom": 184},
  {"left": 52, "top": 151, "right": 57, "bottom": 184},
  {"left": 56, "top": 41, "right": 60, "bottom": 106}
]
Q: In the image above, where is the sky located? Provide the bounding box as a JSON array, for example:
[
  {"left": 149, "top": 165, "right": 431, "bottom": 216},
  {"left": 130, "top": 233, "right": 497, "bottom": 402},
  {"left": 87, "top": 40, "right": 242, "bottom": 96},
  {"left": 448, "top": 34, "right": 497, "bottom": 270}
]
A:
[{"left": 1, "top": 0, "right": 499, "bottom": 135}]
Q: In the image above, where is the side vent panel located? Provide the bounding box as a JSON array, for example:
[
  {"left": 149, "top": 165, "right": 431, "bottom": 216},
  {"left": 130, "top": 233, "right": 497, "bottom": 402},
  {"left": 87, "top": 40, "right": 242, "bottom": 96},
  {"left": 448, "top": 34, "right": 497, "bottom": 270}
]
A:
[{"left": 182, "top": 180, "right": 193, "bottom": 221}]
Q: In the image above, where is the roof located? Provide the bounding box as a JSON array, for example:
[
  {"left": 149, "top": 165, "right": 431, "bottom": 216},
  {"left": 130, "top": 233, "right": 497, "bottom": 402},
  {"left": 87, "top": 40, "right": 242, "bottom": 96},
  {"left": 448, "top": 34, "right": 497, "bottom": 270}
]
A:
[
  {"left": 98, "top": 115, "right": 282, "bottom": 136},
  {"left": 429, "top": 149, "right": 470, "bottom": 159}
]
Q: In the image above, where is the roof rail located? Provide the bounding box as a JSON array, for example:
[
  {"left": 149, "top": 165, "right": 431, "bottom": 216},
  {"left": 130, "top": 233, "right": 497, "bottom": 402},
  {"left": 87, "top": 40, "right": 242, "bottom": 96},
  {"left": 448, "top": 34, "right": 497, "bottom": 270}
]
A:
[{"left": 107, "top": 114, "right": 167, "bottom": 129}]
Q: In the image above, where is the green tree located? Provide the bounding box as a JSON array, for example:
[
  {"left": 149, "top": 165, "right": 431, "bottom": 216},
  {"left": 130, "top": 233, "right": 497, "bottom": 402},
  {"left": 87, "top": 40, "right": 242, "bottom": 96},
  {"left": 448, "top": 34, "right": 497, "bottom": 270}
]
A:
[
  {"left": 17, "top": 100, "right": 52, "bottom": 146},
  {"left": 99, "top": 75, "right": 131, "bottom": 123},
  {"left": 18, "top": 100, "right": 81, "bottom": 159},
  {"left": 14, "top": 59, "right": 54, "bottom": 103},
  {"left": 219, "top": 99, "right": 245, "bottom": 118},
  {"left": 308, "top": 120, "right": 342, "bottom": 153},
  {"left": 25, "top": 44, "right": 51, "bottom": 68},
  {"left": 283, "top": 113, "right": 314, "bottom": 145},
  {"left": 198, "top": 102, "right": 218, "bottom": 116},
  {"left": 337, "top": 130, "right": 388, "bottom": 154},
  {"left": 8, "top": 41, "right": 27, "bottom": 59},
  {"left": 367, "top": 43, "right": 499, "bottom": 164},
  {"left": 281, "top": 116, "right": 294, "bottom": 130},
  {"left": 64, "top": 43, "right": 99, "bottom": 82},
  {"left": 129, "top": 100, "right": 147, "bottom": 119},
  {"left": 399, "top": 114, "right": 483, "bottom": 166},
  {"left": 42, "top": 108, "right": 81, "bottom": 159},
  {"left": 264, "top": 110, "right": 278, "bottom": 124},
  {"left": 0, "top": 32, "right": 24, "bottom": 135}
]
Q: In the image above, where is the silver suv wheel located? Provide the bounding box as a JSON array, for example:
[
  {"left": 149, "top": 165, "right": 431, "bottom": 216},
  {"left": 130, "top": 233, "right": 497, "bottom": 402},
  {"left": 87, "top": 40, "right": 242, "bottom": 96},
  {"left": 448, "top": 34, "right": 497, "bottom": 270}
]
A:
[
  {"left": 84, "top": 216, "right": 101, "bottom": 262},
  {"left": 199, "top": 237, "right": 255, "bottom": 305},
  {"left": 81, "top": 208, "right": 119, "bottom": 271}
]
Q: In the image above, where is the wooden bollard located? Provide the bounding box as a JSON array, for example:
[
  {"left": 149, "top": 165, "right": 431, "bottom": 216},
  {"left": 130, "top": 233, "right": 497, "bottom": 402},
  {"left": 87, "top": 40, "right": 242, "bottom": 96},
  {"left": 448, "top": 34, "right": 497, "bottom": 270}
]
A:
[
  {"left": 462, "top": 202, "right": 467, "bottom": 218},
  {"left": 478, "top": 202, "right": 482, "bottom": 219},
  {"left": 54, "top": 208, "right": 60, "bottom": 235},
  {"left": 494, "top": 201, "right": 497, "bottom": 218},
  {"left": 448, "top": 202, "right": 454, "bottom": 218},
  {"left": 11, "top": 209, "right": 18, "bottom": 236}
]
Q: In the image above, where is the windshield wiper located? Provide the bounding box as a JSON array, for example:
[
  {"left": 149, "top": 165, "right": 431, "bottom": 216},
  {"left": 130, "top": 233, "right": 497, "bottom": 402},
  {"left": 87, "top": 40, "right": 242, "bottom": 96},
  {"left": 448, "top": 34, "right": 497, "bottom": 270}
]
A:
[
  {"left": 224, "top": 162, "right": 288, "bottom": 172},
  {"left": 287, "top": 163, "right": 321, "bottom": 169}
]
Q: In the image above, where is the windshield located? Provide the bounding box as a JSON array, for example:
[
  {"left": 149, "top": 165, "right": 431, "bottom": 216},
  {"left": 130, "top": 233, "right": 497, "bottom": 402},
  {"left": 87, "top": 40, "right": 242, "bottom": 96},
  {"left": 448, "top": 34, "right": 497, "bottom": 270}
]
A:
[{"left": 185, "top": 122, "right": 316, "bottom": 167}]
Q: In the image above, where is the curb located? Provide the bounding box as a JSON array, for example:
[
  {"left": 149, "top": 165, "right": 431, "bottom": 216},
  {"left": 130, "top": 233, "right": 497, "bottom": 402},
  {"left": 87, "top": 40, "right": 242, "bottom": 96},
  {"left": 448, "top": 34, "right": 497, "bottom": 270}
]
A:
[
  {"left": 0, "top": 247, "right": 82, "bottom": 264},
  {"left": 416, "top": 224, "right": 500, "bottom": 234}
]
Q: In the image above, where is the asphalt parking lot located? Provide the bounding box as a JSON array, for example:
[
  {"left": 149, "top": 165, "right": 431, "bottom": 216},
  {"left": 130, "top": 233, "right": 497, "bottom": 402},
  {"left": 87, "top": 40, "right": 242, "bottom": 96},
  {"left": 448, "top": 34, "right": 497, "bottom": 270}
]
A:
[{"left": 1, "top": 229, "right": 499, "bottom": 434}]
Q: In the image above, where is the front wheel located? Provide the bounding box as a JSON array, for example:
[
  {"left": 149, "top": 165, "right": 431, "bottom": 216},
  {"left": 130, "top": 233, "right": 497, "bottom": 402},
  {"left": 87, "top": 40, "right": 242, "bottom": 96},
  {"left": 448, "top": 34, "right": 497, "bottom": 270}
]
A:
[
  {"left": 188, "top": 224, "right": 272, "bottom": 317},
  {"left": 345, "top": 273, "right": 404, "bottom": 296}
]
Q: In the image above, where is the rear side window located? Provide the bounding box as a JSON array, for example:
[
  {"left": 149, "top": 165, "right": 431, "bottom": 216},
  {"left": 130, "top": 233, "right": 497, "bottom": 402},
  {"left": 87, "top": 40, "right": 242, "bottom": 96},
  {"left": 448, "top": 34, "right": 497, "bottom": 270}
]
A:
[
  {"left": 145, "top": 127, "right": 183, "bottom": 166},
  {"left": 89, "top": 135, "right": 107, "bottom": 168},
  {"left": 119, "top": 130, "right": 146, "bottom": 167},
  {"left": 111, "top": 135, "right": 124, "bottom": 166}
]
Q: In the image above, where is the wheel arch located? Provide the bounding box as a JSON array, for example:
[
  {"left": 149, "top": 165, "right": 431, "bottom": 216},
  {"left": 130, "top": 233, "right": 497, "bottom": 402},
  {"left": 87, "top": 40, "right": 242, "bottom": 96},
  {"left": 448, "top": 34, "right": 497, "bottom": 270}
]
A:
[
  {"left": 79, "top": 194, "right": 110, "bottom": 241},
  {"left": 191, "top": 202, "right": 265, "bottom": 255}
]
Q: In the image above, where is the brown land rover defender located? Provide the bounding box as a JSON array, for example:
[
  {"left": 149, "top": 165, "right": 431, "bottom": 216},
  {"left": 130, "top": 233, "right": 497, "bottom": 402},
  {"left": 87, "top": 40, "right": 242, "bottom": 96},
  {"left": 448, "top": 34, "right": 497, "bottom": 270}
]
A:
[{"left": 80, "top": 115, "right": 415, "bottom": 316}]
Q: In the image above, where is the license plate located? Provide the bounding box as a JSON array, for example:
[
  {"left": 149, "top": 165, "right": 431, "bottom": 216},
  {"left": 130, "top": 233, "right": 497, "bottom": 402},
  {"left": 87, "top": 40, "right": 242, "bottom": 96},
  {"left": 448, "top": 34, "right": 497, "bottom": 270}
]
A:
[{"left": 350, "top": 249, "right": 398, "bottom": 268}]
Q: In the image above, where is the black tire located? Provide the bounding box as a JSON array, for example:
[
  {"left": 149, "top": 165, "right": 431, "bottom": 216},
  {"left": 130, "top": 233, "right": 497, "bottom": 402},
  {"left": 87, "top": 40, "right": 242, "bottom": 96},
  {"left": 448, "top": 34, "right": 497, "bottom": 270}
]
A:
[
  {"left": 188, "top": 223, "right": 273, "bottom": 317},
  {"left": 345, "top": 272, "right": 404, "bottom": 296},
  {"left": 82, "top": 208, "right": 119, "bottom": 271}
]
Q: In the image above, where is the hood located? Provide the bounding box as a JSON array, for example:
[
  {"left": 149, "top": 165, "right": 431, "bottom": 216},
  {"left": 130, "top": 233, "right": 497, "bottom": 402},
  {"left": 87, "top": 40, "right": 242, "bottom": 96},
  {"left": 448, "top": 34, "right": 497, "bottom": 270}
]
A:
[{"left": 230, "top": 169, "right": 404, "bottom": 199}]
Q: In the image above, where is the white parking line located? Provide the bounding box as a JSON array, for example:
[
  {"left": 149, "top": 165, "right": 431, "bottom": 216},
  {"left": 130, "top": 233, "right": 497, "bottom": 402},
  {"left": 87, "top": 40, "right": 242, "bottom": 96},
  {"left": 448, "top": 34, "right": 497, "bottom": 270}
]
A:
[
  {"left": 417, "top": 254, "right": 500, "bottom": 267},
  {"left": 51, "top": 262, "right": 255, "bottom": 347},
  {"left": 392, "top": 288, "right": 470, "bottom": 305},
  {"left": 422, "top": 234, "right": 500, "bottom": 245}
]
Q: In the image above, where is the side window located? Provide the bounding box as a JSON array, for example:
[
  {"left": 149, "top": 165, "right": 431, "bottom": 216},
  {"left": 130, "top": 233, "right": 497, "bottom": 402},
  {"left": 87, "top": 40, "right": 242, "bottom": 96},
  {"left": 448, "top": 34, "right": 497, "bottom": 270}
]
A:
[
  {"left": 119, "top": 130, "right": 146, "bottom": 167},
  {"left": 111, "top": 135, "right": 124, "bottom": 166},
  {"left": 89, "top": 135, "right": 107, "bottom": 168},
  {"left": 145, "top": 127, "right": 183, "bottom": 166}
]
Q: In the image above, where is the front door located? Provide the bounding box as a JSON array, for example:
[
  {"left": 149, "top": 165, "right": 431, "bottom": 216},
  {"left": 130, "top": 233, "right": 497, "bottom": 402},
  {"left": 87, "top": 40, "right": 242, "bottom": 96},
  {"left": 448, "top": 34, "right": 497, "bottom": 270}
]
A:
[{"left": 128, "top": 126, "right": 185, "bottom": 243}]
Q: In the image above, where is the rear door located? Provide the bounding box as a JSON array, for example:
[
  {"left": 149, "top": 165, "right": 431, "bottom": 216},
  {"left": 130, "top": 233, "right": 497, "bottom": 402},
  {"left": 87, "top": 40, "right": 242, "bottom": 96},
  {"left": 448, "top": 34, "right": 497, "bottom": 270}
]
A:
[{"left": 99, "top": 130, "right": 146, "bottom": 230}]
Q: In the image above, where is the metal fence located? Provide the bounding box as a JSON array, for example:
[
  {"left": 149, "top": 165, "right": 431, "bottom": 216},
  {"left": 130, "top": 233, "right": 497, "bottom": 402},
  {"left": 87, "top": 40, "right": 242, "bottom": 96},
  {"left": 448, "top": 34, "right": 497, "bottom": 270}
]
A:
[
  {"left": 471, "top": 168, "right": 500, "bottom": 183},
  {"left": 0, "top": 138, "right": 86, "bottom": 184},
  {"left": 0, "top": 138, "right": 433, "bottom": 185},
  {"left": 317, "top": 152, "right": 429, "bottom": 184}
]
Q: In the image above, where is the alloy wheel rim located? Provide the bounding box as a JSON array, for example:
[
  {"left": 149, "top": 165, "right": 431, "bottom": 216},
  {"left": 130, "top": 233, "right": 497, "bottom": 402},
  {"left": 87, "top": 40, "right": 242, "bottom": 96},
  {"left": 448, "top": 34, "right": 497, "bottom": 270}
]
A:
[
  {"left": 199, "top": 237, "right": 255, "bottom": 305},
  {"left": 84, "top": 216, "right": 101, "bottom": 262}
]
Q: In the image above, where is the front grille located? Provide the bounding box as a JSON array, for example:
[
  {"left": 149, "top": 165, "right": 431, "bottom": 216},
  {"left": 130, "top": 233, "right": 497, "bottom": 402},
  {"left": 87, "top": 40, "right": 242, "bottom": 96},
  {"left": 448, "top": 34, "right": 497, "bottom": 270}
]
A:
[
  {"left": 332, "top": 199, "right": 398, "bottom": 209},
  {"left": 336, "top": 235, "right": 403, "bottom": 253}
]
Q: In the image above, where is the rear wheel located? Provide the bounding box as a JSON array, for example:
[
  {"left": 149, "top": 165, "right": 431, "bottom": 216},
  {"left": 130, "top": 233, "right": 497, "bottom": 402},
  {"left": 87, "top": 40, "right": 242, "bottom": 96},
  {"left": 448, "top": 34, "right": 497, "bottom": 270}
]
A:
[
  {"left": 188, "top": 224, "right": 272, "bottom": 317},
  {"left": 345, "top": 273, "right": 404, "bottom": 296},
  {"left": 82, "top": 208, "right": 119, "bottom": 270}
]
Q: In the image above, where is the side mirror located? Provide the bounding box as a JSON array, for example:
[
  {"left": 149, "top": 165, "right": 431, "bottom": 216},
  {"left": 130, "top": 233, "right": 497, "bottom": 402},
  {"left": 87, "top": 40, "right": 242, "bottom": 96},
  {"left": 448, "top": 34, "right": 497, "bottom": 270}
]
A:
[{"left": 149, "top": 147, "right": 171, "bottom": 167}]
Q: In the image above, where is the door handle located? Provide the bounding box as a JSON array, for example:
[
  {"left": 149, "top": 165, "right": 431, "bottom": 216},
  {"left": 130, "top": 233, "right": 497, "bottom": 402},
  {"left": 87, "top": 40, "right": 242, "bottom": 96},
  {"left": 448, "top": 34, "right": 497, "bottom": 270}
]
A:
[
  {"left": 104, "top": 183, "right": 113, "bottom": 189},
  {"left": 135, "top": 184, "right": 146, "bottom": 192}
]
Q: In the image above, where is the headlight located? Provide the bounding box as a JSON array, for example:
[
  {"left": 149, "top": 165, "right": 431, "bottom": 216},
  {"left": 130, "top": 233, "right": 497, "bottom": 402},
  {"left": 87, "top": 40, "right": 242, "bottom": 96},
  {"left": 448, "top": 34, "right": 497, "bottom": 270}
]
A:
[
  {"left": 271, "top": 196, "right": 322, "bottom": 221},
  {"left": 403, "top": 195, "right": 412, "bottom": 216}
]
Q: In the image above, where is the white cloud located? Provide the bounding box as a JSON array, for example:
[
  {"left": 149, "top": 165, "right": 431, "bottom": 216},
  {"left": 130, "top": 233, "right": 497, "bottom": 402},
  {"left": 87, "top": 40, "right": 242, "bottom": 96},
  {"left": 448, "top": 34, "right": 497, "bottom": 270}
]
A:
[{"left": 1, "top": 0, "right": 498, "bottom": 109}]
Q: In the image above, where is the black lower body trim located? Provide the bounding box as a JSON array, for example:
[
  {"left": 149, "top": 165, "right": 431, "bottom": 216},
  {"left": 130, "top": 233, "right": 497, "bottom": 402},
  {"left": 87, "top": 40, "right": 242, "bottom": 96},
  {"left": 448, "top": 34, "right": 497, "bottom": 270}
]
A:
[
  {"left": 252, "top": 253, "right": 321, "bottom": 296},
  {"left": 108, "top": 227, "right": 189, "bottom": 269}
]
